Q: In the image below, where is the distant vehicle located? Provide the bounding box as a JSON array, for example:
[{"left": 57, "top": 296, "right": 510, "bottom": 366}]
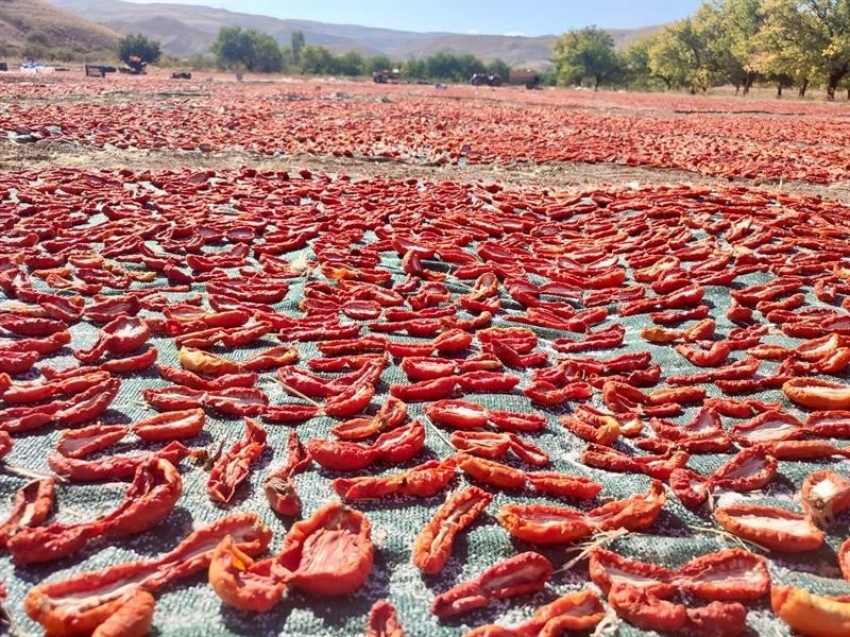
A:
[
  {"left": 119, "top": 55, "right": 147, "bottom": 75},
  {"left": 470, "top": 73, "right": 502, "bottom": 87},
  {"left": 508, "top": 68, "right": 540, "bottom": 89},
  {"left": 373, "top": 68, "right": 400, "bottom": 84},
  {"left": 85, "top": 64, "right": 116, "bottom": 78},
  {"left": 171, "top": 71, "right": 192, "bottom": 80},
  {"left": 19, "top": 60, "right": 55, "bottom": 74}
]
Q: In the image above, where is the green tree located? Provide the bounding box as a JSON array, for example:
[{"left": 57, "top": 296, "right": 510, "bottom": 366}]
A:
[
  {"left": 117, "top": 33, "right": 161, "bottom": 66},
  {"left": 754, "top": 0, "right": 850, "bottom": 100},
  {"left": 291, "top": 30, "right": 305, "bottom": 66},
  {"left": 623, "top": 36, "right": 655, "bottom": 88},
  {"left": 335, "top": 50, "right": 366, "bottom": 76},
  {"left": 644, "top": 17, "right": 727, "bottom": 93},
  {"left": 366, "top": 54, "right": 394, "bottom": 73},
  {"left": 646, "top": 26, "right": 696, "bottom": 90},
  {"left": 211, "top": 26, "right": 283, "bottom": 73},
  {"left": 250, "top": 30, "right": 284, "bottom": 72},
  {"left": 211, "top": 25, "right": 249, "bottom": 71},
  {"left": 299, "top": 44, "right": 337, "bottom": 75},
  {"left": 401, "top": 57, "right": 427, "bottom": 81},
  {"left": 623, "top": 2, "right": 759, "bottom": 93},
  {"left": 690, "top": 2, "right": 748, "bottom": 91},
  {"left": 422, "top": 52, "right": 485, "bottom": 82},
  {"left": 552, "top": 26, "right": 621, "bottom": 89},
  {"left": 711, "top": 0, "right": 764, "bottom": 94}
]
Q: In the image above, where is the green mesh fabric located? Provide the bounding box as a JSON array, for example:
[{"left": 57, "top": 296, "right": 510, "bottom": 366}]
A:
[{"left": 1, "top": 168, "right": 848, "bottom": 637}]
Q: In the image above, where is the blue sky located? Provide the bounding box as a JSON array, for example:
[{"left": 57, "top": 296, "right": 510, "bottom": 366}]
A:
[{"left": 123, "top": 0, "right": 703, "bottom": 35}]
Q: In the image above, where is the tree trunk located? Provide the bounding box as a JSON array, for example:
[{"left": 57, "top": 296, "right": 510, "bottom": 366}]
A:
[
  {"left": 743, "top": 72, "right": 755, "bottom": 97},
  {"left": 798, "top": 78, "right": 808, "bottom": 98},
  {"left": 777, "top": 85, "right": 782, "bottom": 98},
  {"left": 827, "top": 69, "right": 847, "bottom": 101}
]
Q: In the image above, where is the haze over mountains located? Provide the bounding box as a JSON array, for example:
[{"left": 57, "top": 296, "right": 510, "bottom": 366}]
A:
[
  {"left": 49, "top": 0, "right": 659, "bottom": 69},
  {"left": 0, "top": 0, "right": 118, "bottom": 58}
]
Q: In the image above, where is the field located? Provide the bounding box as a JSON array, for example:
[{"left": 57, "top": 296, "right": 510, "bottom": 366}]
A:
[{"left": 2, "top": 70, "right": 850, "bottom": 637}]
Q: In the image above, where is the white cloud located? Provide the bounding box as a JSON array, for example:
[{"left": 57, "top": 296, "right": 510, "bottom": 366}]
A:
[{"left": 504, "top": 31, "right": 524, "bottom": 36}]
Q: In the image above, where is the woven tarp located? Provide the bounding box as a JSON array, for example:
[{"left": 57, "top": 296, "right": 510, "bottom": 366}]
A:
[{"left": 1, "top": 168, "right": 849, "bottom": 637}]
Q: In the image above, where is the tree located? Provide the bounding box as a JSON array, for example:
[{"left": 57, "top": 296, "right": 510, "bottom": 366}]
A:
[
  {"left": 336, "top": 51, "right": 366, "bottom": 76},
  {"left": 211, "top": 26, "right": 249, "bottom": 72},
  {"left": 690, "top": 2, "right": 749, "bottom": 91},
  {"left": 553, "top": 26, "right": 621, "bottom": 89},
  {"left": 643, "top": 17, "right": 729, "bottom": 93},
  {"left": 401, "top": 57, "right": 427, "bottom": 81},
  {"left": 711, "top": 0, "right": 764, "bottom": 94},
  {"left": 755, "top": 0, "right": 850, "bottom": 100},
  {"left": 367, "top": 54, "right": 394, "bottom": 73},
  {"left": 117, "top": 33, "right": 161, "bottom": 66},
  {"left": 646, "top": 25, "right": 698, "bottom": 90},
  {"left": 249, "top": 30, "right": 284, "bottom": 73},
  {"left": 299, "top": 44, "right": 337, "bottom": 75},
  {"left": 211, "top": 26, "right": 283, "bottom": 73},
  {"left": 291, "top": 30, "right": 305, "bottom": 66}
]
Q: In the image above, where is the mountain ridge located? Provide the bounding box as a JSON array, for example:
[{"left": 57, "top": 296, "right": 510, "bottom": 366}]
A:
[
  {"left": 0, "top": 0, "right": 119, "bottom": 60},
  {"left": 48, "top": 0, "right": 661, "bottom": 69}
]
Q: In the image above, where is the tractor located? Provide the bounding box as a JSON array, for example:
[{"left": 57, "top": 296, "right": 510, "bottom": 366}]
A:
[
  {"left": 373, "top": 69, "right": 400, "bottom": 84},
  {"left": 119, "top": 55, "right": 147, "bottom": 75},
  {"left": 470, "top": 73, "right": 502, "bottom": 87}
]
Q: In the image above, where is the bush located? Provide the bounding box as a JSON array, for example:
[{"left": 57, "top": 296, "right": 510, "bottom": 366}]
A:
[{"left": 117, "top": 34, "right": 161, "bottom": 65}]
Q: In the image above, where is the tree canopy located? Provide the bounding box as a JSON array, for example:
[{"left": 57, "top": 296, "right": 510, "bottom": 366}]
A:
[
  {"left": 211, "top": 26, "right": 283, "bottom": 73},
  {"left": 291, "top": 30, "right": 305, "bottom": 66},
  {"left": 531, "top": 0, "right": 850, "bottom": 98},
  {"left": 117, "top": 34, "right": 161, "bottom": 66},
  {"left": 553, "top": 26, "right": 621, "bottom": 89},
  {"left": 621, "top": 0, "right": 850, "bottom": 98}
]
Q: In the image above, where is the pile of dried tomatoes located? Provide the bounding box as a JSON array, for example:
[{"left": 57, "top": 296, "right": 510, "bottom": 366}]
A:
[{"left": 2, "top": 165, "right": 850, "bottom": 636}]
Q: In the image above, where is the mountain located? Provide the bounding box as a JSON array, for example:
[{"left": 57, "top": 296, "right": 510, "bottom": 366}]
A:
[
  {"left": 0, "top": 0, "right": 119, "bottom": 59},
  {"left": 48, "top": 0, "right": 659, "bottom": 68}
]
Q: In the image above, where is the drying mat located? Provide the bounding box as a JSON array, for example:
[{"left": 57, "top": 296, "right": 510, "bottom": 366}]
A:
[{"left": 0, "top": 167, "right": 849, "bottom": 637}]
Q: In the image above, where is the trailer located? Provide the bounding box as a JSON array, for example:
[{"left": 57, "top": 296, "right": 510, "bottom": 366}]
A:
[
  {"left": 508, "top": 68, "right": 541, "bottom": 89},
  {"left": 85, "top": 65, "right": 106, "bottom": 78}
]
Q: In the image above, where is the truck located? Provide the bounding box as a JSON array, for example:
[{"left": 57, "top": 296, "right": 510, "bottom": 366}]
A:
[
  {"left": 470, "top": 69, "right": 540, "bottom": 89},
  {"left": 372, "top": 68, "right": 400, "bottom": 84}
]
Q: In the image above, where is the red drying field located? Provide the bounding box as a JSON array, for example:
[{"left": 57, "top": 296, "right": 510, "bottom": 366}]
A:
[
  {"left": 2, "top": 77, "right": 850, "bottom": 183},
  {"left": 3, "top": 75, "right": 850, "bottom": 636},
  {"left": 1, "top": 162, "right": 850, "bottom": 635}
]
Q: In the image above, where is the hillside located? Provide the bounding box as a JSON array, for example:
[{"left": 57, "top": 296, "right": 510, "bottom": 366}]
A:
[
  {"left": 49, "top": 0, "right": 662, "bottom": 69},
  {"left": 0, "top": 0, "right": 119, "bottom": 60}
]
